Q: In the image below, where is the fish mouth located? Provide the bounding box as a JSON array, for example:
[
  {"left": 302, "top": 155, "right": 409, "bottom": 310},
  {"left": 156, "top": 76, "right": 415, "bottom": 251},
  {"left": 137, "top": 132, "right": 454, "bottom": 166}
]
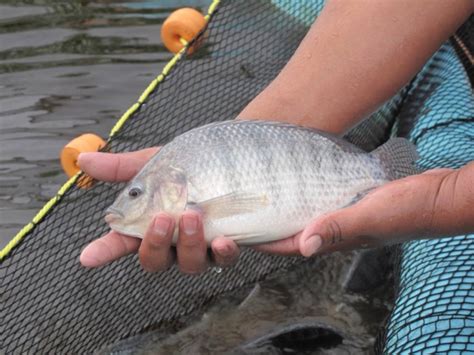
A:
[{"left": 104, "top": 207, "right": 124, "bottom": 224}]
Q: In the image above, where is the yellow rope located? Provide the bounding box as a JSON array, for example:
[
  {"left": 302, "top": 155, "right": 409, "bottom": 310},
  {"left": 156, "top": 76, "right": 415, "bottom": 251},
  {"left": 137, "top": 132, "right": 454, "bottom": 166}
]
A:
[
  {"left": 0, "top": 174, "right": 79, "bottom": 260},
  {"left": 0, "top": 0, "right": 221, "bottom": 262}
]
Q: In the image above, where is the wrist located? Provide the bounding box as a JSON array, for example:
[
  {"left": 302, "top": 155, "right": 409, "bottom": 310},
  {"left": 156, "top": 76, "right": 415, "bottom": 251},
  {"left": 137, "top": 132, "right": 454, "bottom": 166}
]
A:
[{"left": 428, "top": 163, "right": 474, "bottom": 237}]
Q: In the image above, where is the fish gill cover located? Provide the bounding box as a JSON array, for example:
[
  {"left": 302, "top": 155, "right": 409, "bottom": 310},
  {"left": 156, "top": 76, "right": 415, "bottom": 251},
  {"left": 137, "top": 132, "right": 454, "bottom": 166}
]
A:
[{"left": 1, "top": 0, "right": 473, "bottom": 353}]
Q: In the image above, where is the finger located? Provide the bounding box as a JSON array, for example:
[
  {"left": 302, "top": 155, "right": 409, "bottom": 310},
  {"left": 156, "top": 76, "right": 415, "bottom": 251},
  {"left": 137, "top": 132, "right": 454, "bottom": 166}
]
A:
[
  {"left": 210, "top": 237, "right": 240, "bottom": 267},
  {"left": 422, "top": 168, "right": 452, "bottom": 175},
  {"left": 176, "top": 211, "right": 209, "bottom": 275},
  {"left": 80, "top": 231, "right": 141, "bottom": 267},
  {"left": 297, "top": 176, "right": 431, "bottom": 256},
  {"left": 77, "top": 147, "right": 158, "bottom": 182},
  {"left": 252, "top": 234, "right": 303, "bottom": 256},
  {"left": 298, "top": 207, "right": 367, "bottom": 257},
  {"left": 139, "top": 213, "right": 176, "bottom": 272}
]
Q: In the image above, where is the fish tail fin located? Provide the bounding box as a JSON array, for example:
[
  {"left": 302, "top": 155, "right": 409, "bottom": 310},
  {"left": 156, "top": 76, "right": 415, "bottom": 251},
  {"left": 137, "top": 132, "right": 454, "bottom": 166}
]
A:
[{"left": 371, "top": 138, "right": 420, "bottom": 180}]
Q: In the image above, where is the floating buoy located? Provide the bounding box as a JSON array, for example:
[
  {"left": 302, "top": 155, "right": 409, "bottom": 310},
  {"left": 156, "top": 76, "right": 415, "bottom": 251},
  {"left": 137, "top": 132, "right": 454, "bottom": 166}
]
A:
[
  {"left": 161, "top": 8, "right": 206, "bottom": 54},
  {"left": 60, "top": 133, "right": 105, "bottom": 187}
]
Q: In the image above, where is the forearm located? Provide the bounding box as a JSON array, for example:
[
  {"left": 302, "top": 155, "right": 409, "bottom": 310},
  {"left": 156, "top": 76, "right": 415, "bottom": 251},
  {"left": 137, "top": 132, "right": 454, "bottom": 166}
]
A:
[{"left": 238, "top": 0, "right": 473, "bottom": 134}]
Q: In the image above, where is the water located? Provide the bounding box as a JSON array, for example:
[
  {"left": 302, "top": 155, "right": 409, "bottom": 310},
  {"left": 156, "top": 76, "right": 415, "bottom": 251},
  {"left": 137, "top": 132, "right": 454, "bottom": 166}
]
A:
[
  {"left": 1, "top": 1, "right": 392, "bottom": 353},
  {"left": 0, "top": 0, "right": 210, "bottom": 249}
]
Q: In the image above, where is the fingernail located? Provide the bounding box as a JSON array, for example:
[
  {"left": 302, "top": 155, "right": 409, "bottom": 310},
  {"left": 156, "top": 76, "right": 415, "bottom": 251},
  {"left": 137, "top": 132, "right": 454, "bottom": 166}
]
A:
[
  {"left": 304, "top": 235, "right": 322, "bottom": 257},
  {"left": 77, "top": 152, "right": 90, "bottom": 160},
  {"left": 154, "top": 215, "right": 171, "bottom": 236},
  {"left": 80, "top": 244, "right": 106, "bottom": 267},
  {"left": 216, "top": 245, "right": 232, "bottom": 258},
  {"left": 182, "top": 214, "right": 198, "bottom": 235},
  {"left": 77, "top": 153, "right": 85, "bottom": 167}
]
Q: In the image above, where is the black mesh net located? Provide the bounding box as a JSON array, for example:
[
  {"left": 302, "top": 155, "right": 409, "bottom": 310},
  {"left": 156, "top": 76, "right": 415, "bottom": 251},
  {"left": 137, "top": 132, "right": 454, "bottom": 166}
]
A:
[
  {"left": 1, "top": 1, "right": 472, "bottom": 354},
  {"left": 1, "top": 2, "right": 323, "bottom": 353}
]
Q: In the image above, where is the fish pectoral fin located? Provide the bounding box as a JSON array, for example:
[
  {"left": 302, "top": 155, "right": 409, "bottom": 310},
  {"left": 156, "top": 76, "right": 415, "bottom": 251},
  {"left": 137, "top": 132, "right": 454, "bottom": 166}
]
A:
[{"left": 193, "top": 192, "right": 269, "bottom": 220}]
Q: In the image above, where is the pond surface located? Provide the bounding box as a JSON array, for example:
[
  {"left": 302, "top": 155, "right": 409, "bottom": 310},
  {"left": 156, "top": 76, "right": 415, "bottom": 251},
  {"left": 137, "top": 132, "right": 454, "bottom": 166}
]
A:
[
  {"left": 0, "top": 2, "right": 391, "bottom": 353},
  {"left": 0, "top": 0, "right": 210, "bottom": 249}
]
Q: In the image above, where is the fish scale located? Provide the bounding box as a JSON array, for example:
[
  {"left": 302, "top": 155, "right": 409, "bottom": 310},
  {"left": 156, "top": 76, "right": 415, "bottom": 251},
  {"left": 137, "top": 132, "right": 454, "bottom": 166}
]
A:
[{"left": 106, "top": 120, "right": 418, "bottom": 244}]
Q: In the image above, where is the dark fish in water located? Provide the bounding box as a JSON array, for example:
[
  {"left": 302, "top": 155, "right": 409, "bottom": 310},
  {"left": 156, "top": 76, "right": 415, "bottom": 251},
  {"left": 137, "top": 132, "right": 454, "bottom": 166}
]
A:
[
  {"left": 96, "top": 252, "right": 392, "bottom": 354},
  {"left": 234, "top": 320, "right": 344, "bottom": 354}
]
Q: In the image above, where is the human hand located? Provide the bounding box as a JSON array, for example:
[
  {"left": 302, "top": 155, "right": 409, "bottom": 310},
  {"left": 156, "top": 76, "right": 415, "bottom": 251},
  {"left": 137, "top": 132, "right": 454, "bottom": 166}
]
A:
[
  {"left": 255, "top": 164, "right": 474, "bottom": 256},
  {"left": 78, "top": 149, "right": 239, "bottom": 274}
]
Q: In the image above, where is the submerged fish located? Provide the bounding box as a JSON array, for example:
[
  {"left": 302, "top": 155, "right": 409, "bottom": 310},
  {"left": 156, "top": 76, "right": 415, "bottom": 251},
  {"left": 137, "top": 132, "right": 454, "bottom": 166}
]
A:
[{"left": 105, "top": 120, "right": 418, "bottom": 245}]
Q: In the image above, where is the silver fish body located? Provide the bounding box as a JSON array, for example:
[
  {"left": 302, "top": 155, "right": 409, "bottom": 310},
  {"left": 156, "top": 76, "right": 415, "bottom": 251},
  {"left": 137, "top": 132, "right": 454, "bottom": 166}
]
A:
[{"left": 105, "top": 120, "right": 418, "bottom": 245}]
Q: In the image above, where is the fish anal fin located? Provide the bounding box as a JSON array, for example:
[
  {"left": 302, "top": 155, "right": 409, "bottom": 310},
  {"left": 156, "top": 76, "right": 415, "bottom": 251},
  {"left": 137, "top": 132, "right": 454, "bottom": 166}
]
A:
[{"left": 226, "top": 232, "right": 268, "bottom": 245}]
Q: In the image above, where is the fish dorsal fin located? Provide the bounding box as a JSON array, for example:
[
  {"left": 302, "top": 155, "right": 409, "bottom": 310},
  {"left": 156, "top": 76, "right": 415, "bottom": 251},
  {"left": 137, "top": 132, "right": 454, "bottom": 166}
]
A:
[{"left": 189, "top": 192, "right": 269, "bottom": 220}]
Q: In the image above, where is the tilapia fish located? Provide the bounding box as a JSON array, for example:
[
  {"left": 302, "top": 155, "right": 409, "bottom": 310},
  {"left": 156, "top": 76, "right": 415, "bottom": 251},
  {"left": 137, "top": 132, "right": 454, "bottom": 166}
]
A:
[{"left": 105, "top": 120, "right": 418, "bottom": 245}]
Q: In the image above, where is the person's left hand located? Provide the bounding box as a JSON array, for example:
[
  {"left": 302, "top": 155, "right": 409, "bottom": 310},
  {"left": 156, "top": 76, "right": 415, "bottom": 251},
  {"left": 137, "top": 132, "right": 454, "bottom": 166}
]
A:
[{"left": 78, "top": 149, "right": 240, "bottom": 274}]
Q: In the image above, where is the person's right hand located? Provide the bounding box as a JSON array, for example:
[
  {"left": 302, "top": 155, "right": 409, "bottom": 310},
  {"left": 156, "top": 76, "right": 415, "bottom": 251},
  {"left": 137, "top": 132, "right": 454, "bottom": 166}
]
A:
[
  {"left": 78, "top": 148, "right": 240, "bottom": 274},
  {"left": 254, "top": 163, "right": 474, "bottom": 256}
]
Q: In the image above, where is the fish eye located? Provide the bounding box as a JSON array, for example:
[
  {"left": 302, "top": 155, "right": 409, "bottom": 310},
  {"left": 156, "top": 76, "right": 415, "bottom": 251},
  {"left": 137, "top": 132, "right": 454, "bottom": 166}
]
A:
[{"left": 128, "top": 186, "right": 142, "bottom": 199}]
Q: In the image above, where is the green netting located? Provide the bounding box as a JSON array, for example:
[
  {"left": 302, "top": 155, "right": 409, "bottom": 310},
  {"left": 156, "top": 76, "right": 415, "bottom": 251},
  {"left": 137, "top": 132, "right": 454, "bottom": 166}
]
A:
[{"left": 1, "top": 1, "right": 472, "bottom": 353}]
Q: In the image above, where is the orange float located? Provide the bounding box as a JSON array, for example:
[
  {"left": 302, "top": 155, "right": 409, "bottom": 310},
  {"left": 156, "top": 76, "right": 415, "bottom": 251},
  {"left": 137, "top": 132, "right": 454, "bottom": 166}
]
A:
[
  {"left": 60, "top": 133, "right": 105, "bottom": 187},
  {"left": 161, "top": 8, "right": 206, "bottom": 54}
]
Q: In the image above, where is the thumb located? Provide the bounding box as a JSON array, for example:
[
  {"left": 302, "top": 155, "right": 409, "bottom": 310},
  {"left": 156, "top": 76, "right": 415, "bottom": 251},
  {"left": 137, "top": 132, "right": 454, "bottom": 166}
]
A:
[
  {"left": 298, "top": 205, "right": 374, "bottom": 257},
  {"left": 297, "top": 171, "right": 459, "bottom": 257},
  {"left": 77, "top": 147, "right": 158, "bottom": 182}
]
